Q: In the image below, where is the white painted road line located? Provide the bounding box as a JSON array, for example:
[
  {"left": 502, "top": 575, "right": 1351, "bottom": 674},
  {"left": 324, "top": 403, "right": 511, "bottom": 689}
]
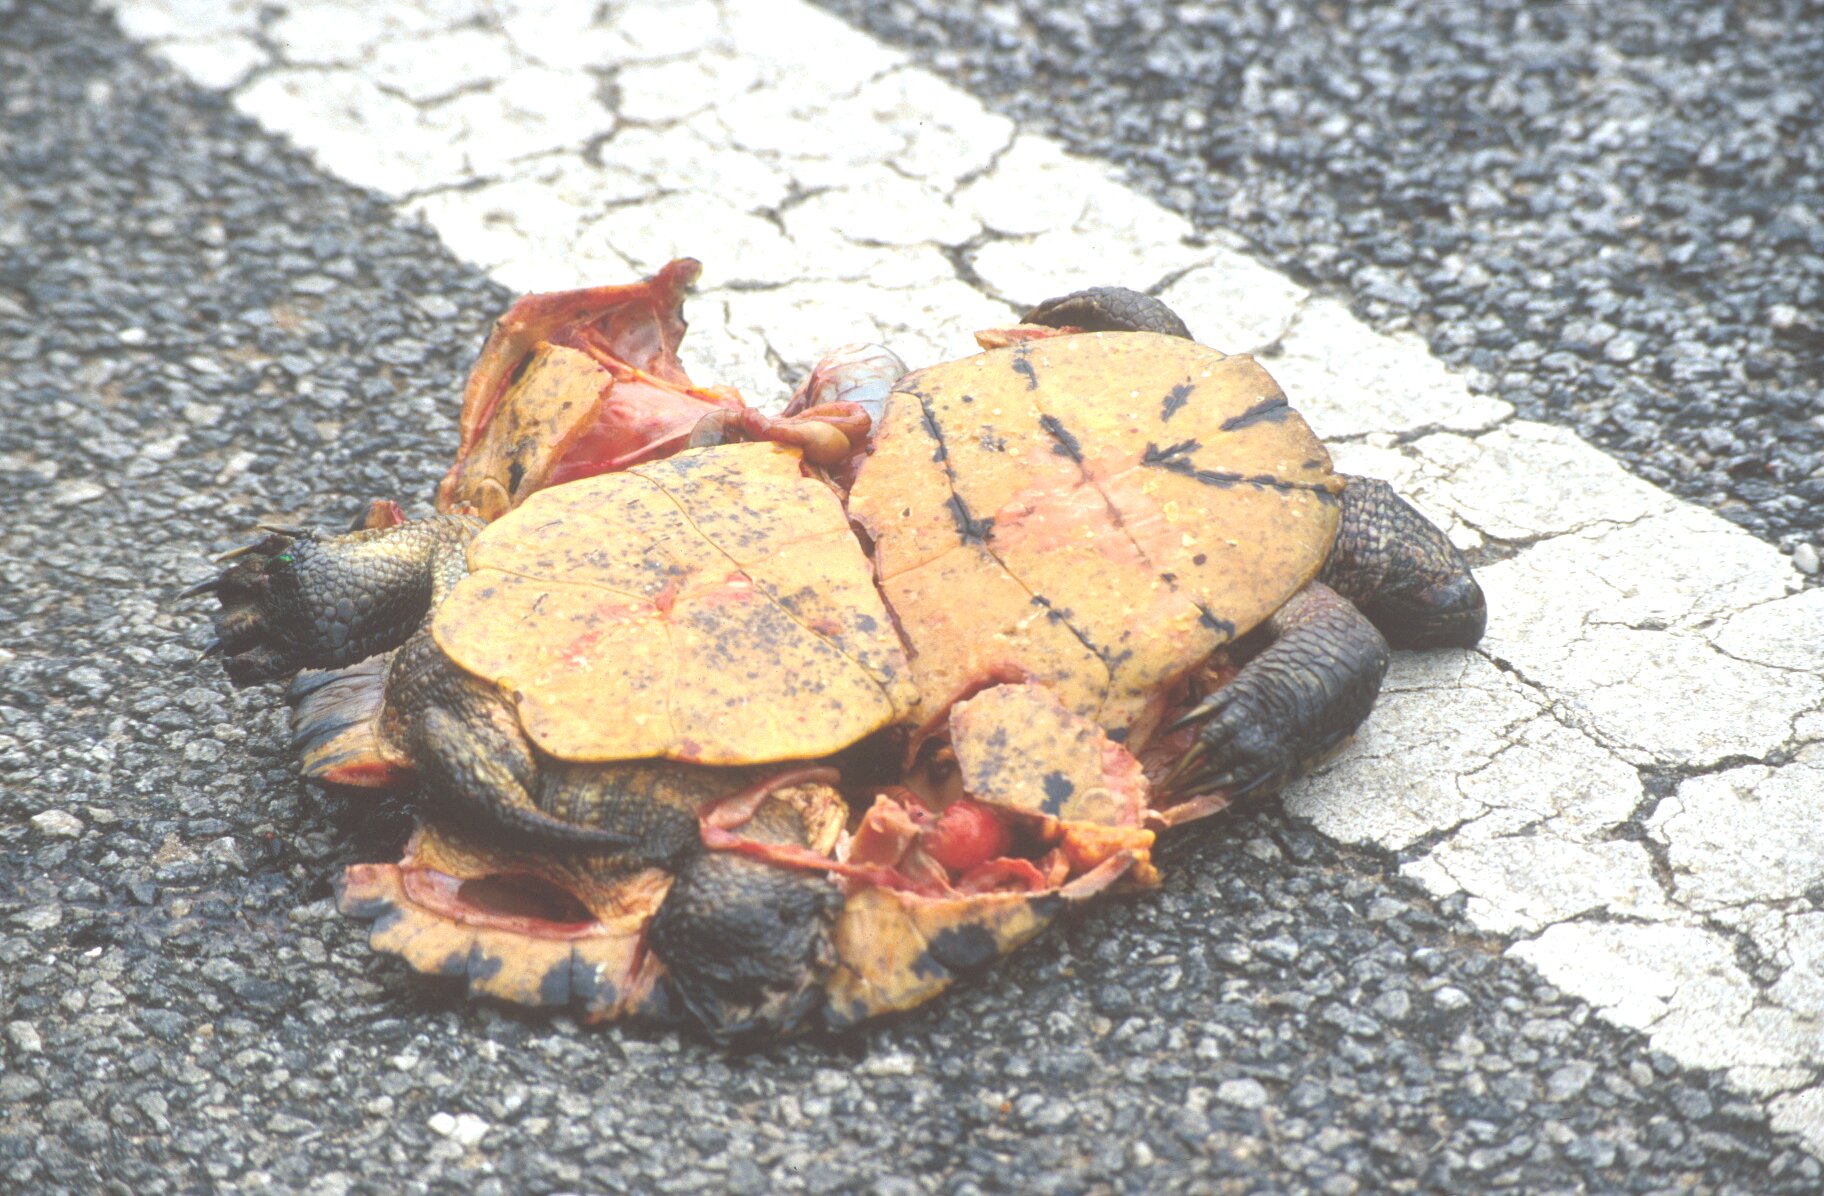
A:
[{"left": 105, "top": 0, "right": 1824, "bottom": 1151}]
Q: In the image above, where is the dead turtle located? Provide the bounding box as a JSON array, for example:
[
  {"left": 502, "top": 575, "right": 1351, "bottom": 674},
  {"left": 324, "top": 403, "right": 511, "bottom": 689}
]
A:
[{"left": 191, "top": 261, "right": 1485, "bottom": 1039}]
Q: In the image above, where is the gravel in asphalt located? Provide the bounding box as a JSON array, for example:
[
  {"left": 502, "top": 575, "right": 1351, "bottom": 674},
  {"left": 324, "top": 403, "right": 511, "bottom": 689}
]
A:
[
  {"left": 812, "top": 0, "right": 1824, "bottom": 565},
  {"left": 2, "top": 1, "right": 1820, "bottom": 1192}
]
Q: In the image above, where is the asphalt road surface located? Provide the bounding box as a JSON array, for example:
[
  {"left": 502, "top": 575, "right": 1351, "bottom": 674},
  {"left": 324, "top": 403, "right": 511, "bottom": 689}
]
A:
[
  {"left": 2, "top": 1, "right": 1820, "bottom": 1193},
  {"left": 817, "top": 0, "right": 1824, "bottom": 561}
]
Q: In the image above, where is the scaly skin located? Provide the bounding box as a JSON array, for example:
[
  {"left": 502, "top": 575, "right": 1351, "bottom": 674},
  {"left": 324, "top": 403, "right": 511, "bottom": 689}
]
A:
[
  {"left": 1166, "top": 582, "right": 1389, "bottom": 799},
  {"left": 648, "top": 796, "right": 842, "bottom": 1042},
  {"left": 1319, "top": 475, "right": 1487, "bottom": 649},
  {"left": 199, "top": 515, "right": 838, "bottom": 1038},
  {"left": 206, "top": 515, "right": 481, "bottom": 684},
  {"left": 210, "top": 516, "right": 650, "bottom": 853},
  {"left": 1022, "top": 287, "right": 1194, "bottom": 339},
  {"left": 1025, "top": 286, "right": 1487, "bottom": 799},
  {"left": 194, "top": 282, "right": 1488, "bottom": 1041}
]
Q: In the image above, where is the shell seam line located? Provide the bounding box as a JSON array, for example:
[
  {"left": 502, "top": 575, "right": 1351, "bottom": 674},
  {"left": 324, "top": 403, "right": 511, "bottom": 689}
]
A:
[
  {"left": 634, "top": 463, "right": 899, "bottom": 714},
  {"left": 909, "top": 387, "right": 1119, "bottom": 699}
]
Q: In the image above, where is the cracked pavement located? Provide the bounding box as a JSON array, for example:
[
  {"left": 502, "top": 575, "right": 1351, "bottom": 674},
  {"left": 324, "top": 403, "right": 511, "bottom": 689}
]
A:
[{"left": 4, "top": 0, "right": 1822, "bottom": 1188}]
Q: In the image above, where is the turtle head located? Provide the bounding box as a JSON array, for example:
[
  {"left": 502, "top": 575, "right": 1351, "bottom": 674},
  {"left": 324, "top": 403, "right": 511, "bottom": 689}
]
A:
[{"left": 1368, "top": 569, "right": 1488, "bottom": 649}]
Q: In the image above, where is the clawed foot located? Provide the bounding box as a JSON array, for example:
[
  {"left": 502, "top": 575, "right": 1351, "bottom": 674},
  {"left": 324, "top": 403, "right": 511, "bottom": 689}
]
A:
[
  {"left": 1164, "top": 583, "right": 1390, "bottom": 801},
  {"left": 184, "top": 527, "right": 319, "bottom": 685},
  {"left": 1165, "top": 680, "right": 1318, "bottom": 800},
  {"left": 183, "top": 514, "right": 478, "bottom": 686}
]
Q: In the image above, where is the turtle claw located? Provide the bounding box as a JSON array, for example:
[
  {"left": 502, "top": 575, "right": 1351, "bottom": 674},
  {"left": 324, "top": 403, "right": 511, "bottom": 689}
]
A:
[
  {"left": 213, "top": 535, "right": 288, "bottom": 564},
  {"left": 197, "top": 637, "right": 223, "bottom": 662},
  {"left": 1160, "top": 683, "right": 1284, "bottom": 800},
  {"left": 1165, "top": 765, "right": 1268, "bottom": 803},
  {"left": 177, "top": 577, "right": 222, "bottom": 600},
  {"left": 1166, "top": 686, "right": 1238, "bottom": 736}
]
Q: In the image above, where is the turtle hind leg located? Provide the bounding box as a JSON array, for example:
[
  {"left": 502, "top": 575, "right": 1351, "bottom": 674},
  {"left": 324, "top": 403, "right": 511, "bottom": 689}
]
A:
[
  {"left": 1021, "top": 286, "right": 1193, "bottom": 339},
  {"left": 648, "top": 852, "right": 841, "bottom": 1043},
  {"left": 648, "top": 797, "right": 841, "bottom": 1042},
  {"left": 411, "top": 704, "right": 640, "bottom": 855},
  {"left": 1166, "top": 582, "right": 1389, "bottom": 800},
  {"left": 195, "top": 513, "right": 482, "bottom": 685},
  {"left": 1320, "top": 476, "right": 1487, "bottom": 649}
]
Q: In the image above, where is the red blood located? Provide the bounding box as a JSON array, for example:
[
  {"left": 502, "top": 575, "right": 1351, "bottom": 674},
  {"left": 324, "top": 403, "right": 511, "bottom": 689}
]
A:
[{"left": 921, "top": 801, "right": 1010, "bottom": 874}]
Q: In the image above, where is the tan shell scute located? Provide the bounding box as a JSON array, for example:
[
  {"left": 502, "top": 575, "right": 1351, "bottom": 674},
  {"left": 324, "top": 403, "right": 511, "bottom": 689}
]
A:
[
  {"left": 433, "top": 442, "right": 919, "bottom": 764},
  {"left": 948, "top": 682, "right": 1147, "bottom": 827},
  {"left": 848, "top": 331, "right": 1342, "bottom": 736},
  {"left": 337, "top": 822, "right": 672, "bottom": 1023},
  {"left": 446, "top": 342, "right": 610, "bottom": 520}
]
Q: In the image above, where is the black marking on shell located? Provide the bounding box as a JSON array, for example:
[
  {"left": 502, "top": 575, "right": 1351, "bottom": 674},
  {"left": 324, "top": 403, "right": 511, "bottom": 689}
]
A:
[
  {"left": 1143, "top": 440, "right": 1338, "bottom": 501},
  {"left": 1162, "top": 380, "right": 1195, "bottom": 422},
  {"left": 917, "top": 391, "right": 949, "bottom": 463},
  {"left": 1195, "top": 602, "right": 1238, "bottom": 639},
  {"left": 1010, "top": 346, "right": 1039, "bottom": 391},
  {"left": 1145, "top": 438, "right": 1202, "bottom": 463},
  {"left": 367, "top": 902, "right": 406, "bottom": 937},
  {"left": 436, "top": 951, "right": 470, "bottom": 978},
  {"left": 466, "top": 948, "right": 504, "bottom": 984},
  {"left": 926, "top": 923, "right": 1002, "bottom": 974},
  {"left": 1041, "top": 770, "right": 1075, "bottom": 816},
  {"left": 538, "top": 958, "right": 573, "bottom": 1005},
  {"left": 946, "top": 494, "right": 995, "bottom": 544},
  {"left": 507, "top": 460, "right": 526, "bottom": 495},
  {"left": 1220, "top": 395, "right": 1291, "bottom": 431},
  {"left": 1038, "top": 413, "right": 1084, "bottom": 463},
  {"left": 574, "top": 963, "right": 622, "bottom": 1011},
  {"left": 910, "top": 948, "right": 950, "bottom": 981},
  {"left": 340, "top": 894, "right": 395, "bottom": 923}
]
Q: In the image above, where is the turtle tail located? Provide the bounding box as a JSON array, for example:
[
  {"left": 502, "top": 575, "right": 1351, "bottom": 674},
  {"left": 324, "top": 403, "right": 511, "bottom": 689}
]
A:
[{"left": 287, "top": 656, "right": 413, "bottom": 789}]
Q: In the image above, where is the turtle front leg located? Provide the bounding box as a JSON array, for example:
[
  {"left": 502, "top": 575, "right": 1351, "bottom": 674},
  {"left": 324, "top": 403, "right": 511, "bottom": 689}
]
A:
[
  {"left": 1320, "top": 476, "right": 1487, "bottom": 649},
  {"left": 191, "top": 514, "right": 481, "bottom": 685},
  {"left": 1022, "top": 286, "right": 1193, "bottom": 339},
  {"left": 1166, "top": 582, "right": 1389, "bottom": 800}
]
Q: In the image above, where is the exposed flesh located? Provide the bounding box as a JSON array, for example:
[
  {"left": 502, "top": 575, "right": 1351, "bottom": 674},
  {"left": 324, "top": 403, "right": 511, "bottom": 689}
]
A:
[{"left": 437, "top": 259, "right": 744, "bottom": 519}]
